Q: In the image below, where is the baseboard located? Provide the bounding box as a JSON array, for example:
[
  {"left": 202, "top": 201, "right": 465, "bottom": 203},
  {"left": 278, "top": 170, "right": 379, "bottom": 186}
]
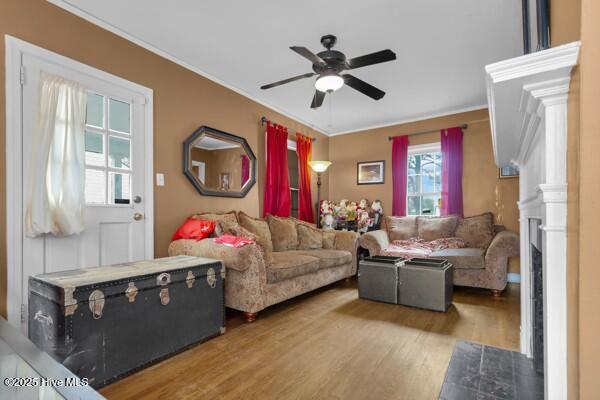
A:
[{"left": 507, "top": 273, "right": 521, "bottom": 283}]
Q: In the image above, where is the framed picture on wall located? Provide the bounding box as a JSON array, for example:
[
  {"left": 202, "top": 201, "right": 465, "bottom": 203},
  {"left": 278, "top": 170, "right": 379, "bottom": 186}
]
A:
[
  {"left": 522, "top": 0, "right": 550, "bottom": 54},
  {"left": 499, "top": 165, "right": 520, "bottom": 179},
  {"left": 357, "top": 161, "right": 385, "bottom": 185}
]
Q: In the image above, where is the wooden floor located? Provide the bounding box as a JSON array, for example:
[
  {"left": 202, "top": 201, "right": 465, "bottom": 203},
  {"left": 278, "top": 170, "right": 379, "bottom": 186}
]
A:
[{"left": 101, "top": 280, "right": 520, "bottom": 400}]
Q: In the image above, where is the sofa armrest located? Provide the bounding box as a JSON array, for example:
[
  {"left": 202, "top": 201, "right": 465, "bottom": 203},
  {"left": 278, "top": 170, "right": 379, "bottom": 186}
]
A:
[
  {"left": 334, "top": 231, "right": 360, "bottom": 275},
  {"left": 357, "top": 230, "right": 390, "bottom": 257},
  {"left": 484, "top": 230, "right": 520, "bottom": 288},
  {"left": 168, "top": 239, "right": 268, "bottom": 313}
]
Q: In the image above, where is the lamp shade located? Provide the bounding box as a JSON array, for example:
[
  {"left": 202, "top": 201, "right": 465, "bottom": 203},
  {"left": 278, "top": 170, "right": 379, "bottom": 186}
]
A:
[{"left": 308, "top": 161, "right": 332, "bottom": 173}]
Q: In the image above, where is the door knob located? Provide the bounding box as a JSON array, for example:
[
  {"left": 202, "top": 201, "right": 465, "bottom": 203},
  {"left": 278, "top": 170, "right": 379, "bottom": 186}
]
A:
[{"left": 133, "top": 213, "right": 144, "bottom": 221}]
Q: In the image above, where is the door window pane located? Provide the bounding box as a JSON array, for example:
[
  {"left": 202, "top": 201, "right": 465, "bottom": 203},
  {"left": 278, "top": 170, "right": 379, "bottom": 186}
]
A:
[
  {"left": 109, "top": 172, "right": 131, "bottom": 205},
  {"left": 85, "top": 169, "right": 105, "bottom": 204},
  {"left": 86, "top": 93, "right": 104, "bottom": 128},
  {"left": 109, "top": 136, "right": 131, "bottom": 169},
  {"left": 85, "top": 130, "right": 104, "bottom": 167},
  {"left": 108, "top": 98, "right": 131, "bottom": 133}
]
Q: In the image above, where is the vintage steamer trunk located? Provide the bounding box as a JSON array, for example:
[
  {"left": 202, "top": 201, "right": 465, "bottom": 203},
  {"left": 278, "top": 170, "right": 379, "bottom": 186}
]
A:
[
  {"left": 28, "top": 255, "right": 225, "bottom": 388},
  {"left": 399, "top": 258, "right": 453, "bottom": 312},
  {"left": 358, "top": 256, "right": 405, "bottom": 304}
]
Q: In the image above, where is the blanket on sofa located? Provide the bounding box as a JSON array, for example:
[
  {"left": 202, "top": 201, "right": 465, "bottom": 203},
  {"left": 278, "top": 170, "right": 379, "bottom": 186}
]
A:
[{"left": 381, "top": 237, "right": 466, "bottom": 259}]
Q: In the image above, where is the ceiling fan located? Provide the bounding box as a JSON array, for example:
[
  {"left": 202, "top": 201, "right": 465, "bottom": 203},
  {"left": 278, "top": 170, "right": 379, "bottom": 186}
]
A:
[{"left": 260, "top": 34, "right": 396, "bottom": 109}]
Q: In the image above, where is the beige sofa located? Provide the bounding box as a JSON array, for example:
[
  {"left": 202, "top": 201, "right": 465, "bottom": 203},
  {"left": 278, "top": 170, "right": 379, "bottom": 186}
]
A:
[
  {"left": 169, "top": 211, "right": 359, "bottom": 322},
  {"left": 358, "top": 213, "right": 519, "bottom": 295}
]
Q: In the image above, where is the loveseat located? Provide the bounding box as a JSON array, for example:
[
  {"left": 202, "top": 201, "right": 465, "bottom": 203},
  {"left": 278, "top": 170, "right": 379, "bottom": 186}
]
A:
[
  {"left": 358, "top": 213, "right": 519, "bottom": 294},
  {"left": 169, "top": 211, "right": 359, "bottom": 322}
]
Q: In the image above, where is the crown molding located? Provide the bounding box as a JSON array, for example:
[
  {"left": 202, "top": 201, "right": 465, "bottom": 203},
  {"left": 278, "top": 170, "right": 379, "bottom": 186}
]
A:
[{"left": 327, "top": 104, "right": 489, "bottom": 137}]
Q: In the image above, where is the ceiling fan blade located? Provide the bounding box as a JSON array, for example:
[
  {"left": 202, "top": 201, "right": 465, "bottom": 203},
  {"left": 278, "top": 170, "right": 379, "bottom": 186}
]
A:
[
  {"left": 348, "top": 49, "right": 396, "bottom": 70},
  {"left": 343, "top": 74, "right": 386, "bottom": 100},
  {"left": 311, "top": 90, "right": 326, "bottom": 109},
  {"left": 260, "top": 72, "right": 316, "bottom": 90},
  {"left": 290, "top": 46, "right": 326, "bottom": 66}
]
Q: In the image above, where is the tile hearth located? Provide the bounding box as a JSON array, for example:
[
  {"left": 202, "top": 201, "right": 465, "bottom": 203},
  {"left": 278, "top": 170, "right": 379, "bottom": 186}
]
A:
[{"left": 439, "top": 341, "right": 543, "bottom": 400}]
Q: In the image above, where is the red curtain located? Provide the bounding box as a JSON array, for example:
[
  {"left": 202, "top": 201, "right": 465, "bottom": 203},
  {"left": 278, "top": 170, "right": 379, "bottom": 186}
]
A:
[
  {"left": 296, "top": 133, "right": 314, "bottom": 223},
  {"left": 263, "top": 122, "right": 291, "bottom": 217},
  {"left": 441, "top": 127, "right": 464, "bottom": 217},
  {"left": 392, "top": 135, "right": 409, "bottom": 216},
  {"left": 241, "top": 155, "right": 250, "bottom": 185}
]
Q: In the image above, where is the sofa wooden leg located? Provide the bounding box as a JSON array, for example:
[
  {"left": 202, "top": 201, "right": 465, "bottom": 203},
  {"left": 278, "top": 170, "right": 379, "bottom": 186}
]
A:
[
  {"left": 491, "top": 289, "right": 503, "bottom": 297},
  {"left": 243, "top": 312, "right": 258, "bottom": 323}
]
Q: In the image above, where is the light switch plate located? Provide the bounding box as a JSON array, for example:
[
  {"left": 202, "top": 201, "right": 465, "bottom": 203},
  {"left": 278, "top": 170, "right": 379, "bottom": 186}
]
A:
[{"left": 156, "top": 173, "right": 165, "bottom": 186}]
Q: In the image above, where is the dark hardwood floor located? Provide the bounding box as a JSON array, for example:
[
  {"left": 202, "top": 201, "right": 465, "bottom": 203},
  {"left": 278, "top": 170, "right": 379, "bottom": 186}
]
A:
[{"left": 101, "top": 280, "right": 520, "bottom": 400}]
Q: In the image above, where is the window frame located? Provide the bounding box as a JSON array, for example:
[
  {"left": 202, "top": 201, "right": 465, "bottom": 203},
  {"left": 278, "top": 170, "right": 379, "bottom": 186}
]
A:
[
  {"left": 406, "top": 143, "right": 442, "bottom": 216},
  {"left": 84, "top": 90, "right": 133, "bottom": 207}
]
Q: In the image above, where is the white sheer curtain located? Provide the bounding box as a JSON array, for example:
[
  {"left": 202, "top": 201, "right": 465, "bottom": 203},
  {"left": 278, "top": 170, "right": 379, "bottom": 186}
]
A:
[{"left": 25, "top": 72, "right": 87, "bottom": 237}]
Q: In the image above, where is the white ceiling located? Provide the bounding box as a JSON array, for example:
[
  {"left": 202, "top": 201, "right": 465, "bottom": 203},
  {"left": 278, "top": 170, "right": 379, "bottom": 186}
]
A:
[{"left": 51, "top": 0, "right": 523, "bottom": 135}]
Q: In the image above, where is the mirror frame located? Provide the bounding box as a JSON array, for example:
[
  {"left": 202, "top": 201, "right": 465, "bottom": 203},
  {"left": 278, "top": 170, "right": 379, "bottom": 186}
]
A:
[{"left": 183, "top": 126, "right": 257, "bottom": 198}]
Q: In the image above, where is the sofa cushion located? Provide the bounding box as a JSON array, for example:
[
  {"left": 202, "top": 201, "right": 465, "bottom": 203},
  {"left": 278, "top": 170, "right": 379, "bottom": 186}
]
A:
[
  {"left": 417, "top": 215, "right": 459, "bottom": 241},
  {"left": 455, "top": 212, "right": 495, "bottom": 249},
  {"left": 267, "top": 215, "right": 299, "bottom": 251},
  {"left": 288, "top": 249, "right": 352, "bottom": 269},
  {"left": 238, "top": 212, "right": 273, "bottom": 253},
  {"left": 322, "top": 231, "right": 336, "bottom": 249},
  {"left": 297, "top": 224, "right": 323, "bottom": 250},
  {"left": 193, "top": 211, "right": 239, "bottom": 233},
  {"left": 267, "top": 252, "right": 320, "bottom": 283},
  {"left": 385, "top": 216, "right": 418, "bottom": 241},
  {"left": 430, "top": 248, "right": 485, "bottom": 270}
]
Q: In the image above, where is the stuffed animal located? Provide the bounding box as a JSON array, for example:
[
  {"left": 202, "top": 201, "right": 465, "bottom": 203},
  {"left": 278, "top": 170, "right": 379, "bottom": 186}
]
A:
[
  {"left": 370, "top": 199, "right": 383, "bottom": 228},
  {"left": 347, "top": 201, "right": 358, "bottom": 221},
  {"left": 320, "top": 200, "right": 335, "bottom": 230}
]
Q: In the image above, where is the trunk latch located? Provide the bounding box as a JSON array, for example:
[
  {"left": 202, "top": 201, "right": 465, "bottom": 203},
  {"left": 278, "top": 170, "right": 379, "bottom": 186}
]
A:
[
  {"left": 125, "top": 282, "right": 138, "bottom": 303},
  {"left": 89, "top": 290, "right": 105, "bottom": 319},
  {"left": 207, "top": 268, "right": 217, "bottom": 288}
]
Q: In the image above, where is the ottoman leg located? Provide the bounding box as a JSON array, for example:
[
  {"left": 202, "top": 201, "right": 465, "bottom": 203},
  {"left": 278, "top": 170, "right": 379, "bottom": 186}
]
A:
[
  {"left": 243, "top": 312, "right": 258, "bottom": 323},
  {"left": 491, "top": 289, "right": 503, "bottom": 297}
]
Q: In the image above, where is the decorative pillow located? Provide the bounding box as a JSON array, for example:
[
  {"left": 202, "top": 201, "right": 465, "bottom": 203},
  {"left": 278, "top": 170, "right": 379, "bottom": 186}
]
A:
[
  {"left": 385, "top": 216, "right": 418, "bottom": 241},
  {"left": 267, "top": 215, "right": 299, "bottom": 251},
  {"left": 172, "top": 218, "right": 216, "bottom": 241},
  {"left": 193, "top": 211, "right": 239, "bottom": 233},
  {"left": 417, "top": 216, "right": 459, "bottom": 241},
  {"left": 297, "top": 224, "right": 323, "bottom": 250},
  {"left": 322, "top": 231, "right": 336, "bottom": 249},
  {"left": 455, "top": 212, "right": 495, "bottom": 249},
  {"left": 238, "top": 212, "right": 273, "bottom": 253}
]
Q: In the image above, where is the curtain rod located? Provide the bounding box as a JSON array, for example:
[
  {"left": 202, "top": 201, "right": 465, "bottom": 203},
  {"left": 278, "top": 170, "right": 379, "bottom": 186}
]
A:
[
  {"left": 260, "top": 116, "right": 317, "bottom": 142},
  {"left": 388, "top": 124, "right": 469, "bottom": 141}
]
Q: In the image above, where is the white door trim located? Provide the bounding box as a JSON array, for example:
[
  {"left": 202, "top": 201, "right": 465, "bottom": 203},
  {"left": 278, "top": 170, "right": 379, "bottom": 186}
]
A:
[{"left": 4, "top": 35, "right": 154, "bottom": 327}]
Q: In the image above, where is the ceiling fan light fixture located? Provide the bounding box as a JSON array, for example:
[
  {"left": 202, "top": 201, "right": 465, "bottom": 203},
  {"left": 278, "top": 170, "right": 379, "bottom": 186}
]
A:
[{"left": 315, "top": 74, "right": 344, "bottom": 93}]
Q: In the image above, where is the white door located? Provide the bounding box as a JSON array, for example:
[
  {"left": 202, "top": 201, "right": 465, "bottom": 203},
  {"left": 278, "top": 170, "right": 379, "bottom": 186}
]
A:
[{"left": 15, "top": 51, "right": 152, "bottom": 331}]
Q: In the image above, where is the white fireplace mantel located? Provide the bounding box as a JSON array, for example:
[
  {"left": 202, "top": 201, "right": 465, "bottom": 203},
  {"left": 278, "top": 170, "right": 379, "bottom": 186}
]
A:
[{"left": 485, "top": 41, "right": 580, "bottom": 400}]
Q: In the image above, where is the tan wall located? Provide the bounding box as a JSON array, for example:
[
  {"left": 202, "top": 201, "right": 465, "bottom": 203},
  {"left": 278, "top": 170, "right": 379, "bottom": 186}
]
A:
[
  {"left": 551, "top": 0, "right": 582, "bottom": 398},
  {"left": 328, "top": 108, "right": 520, "bottom": 273},
  {"left": 0, "top": 0, "right": 329, "bottom": 317},
  {"left": 577, "top": 1, "right": 600, "bottom": 398}
]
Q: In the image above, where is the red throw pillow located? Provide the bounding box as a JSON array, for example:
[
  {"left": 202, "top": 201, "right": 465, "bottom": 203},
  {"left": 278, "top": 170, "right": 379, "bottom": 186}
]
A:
[{"left": 172, "top": 218, "right": 216, "bottom": 241}]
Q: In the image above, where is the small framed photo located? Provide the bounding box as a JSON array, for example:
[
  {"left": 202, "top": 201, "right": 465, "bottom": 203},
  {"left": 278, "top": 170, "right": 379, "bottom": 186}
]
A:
[
  {"left": 357, "top": 161, "right": 385, "bottom": 185},
  {"left": 499, "top": 165, "right": 519, "bottom": 179}
]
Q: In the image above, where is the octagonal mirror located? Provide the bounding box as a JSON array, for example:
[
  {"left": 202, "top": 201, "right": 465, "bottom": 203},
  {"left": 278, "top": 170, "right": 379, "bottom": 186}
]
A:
[{"left": 183, "top": 126, "right": 256, "bottom": 198}]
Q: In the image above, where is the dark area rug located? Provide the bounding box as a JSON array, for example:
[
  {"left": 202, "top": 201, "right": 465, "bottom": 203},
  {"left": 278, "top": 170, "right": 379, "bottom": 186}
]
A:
[{"left": 438, "top": 341, "right": 544, "bottom": 400}]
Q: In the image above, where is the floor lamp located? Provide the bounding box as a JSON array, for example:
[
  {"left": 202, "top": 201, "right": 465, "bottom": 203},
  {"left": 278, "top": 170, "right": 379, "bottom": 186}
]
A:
[{"left": 308, "top": 161, "right": 332, "bottom": 228}]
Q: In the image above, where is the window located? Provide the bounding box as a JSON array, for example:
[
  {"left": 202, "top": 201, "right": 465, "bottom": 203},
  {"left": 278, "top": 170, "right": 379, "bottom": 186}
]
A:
[
  {"left": 84, "top": 92, "right": 132, "bottom": 205},
  {"left": 407, "top": 143, "right": 442, "bottom": 216},
  {"left": 288, "top": 140, "right": 299, "bottom": 218}
]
